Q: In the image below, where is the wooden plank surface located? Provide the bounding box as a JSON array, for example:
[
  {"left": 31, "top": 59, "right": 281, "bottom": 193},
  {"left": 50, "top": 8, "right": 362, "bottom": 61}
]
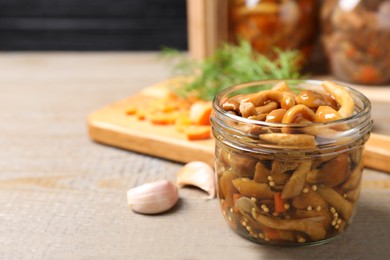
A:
[{"left": 1, "top": 52, "right": 390, "bottom": 259}]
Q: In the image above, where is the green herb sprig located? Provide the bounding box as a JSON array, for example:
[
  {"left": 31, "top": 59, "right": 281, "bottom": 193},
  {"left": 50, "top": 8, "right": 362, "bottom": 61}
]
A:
[{"left": 162, "top": 41, "right": 304, "bottom": 101}]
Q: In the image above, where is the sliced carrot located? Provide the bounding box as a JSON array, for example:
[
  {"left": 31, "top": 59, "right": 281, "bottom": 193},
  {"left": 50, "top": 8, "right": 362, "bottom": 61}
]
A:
[
  {"left": 175, "top": 97, "right": 192, "bottom": 111},
  {"left": 136, "top": 110, "right": 146, "bottom": 120},
  {"left": 149, "top": 112, "right": 178, "bottom": 125},
  {"left": 274, "top": 192, "right": 286, "bottom": 213},
  {"left": 131, "top": 92, "right": 212, "bottom": 140},
  {"left": 175, "top": 115, "right": 192, "bottom": 133},
  {"left": 125, "top": 106, "right": 137, "bottom": 115},
  {"left": 189, "top": 101, "right": 212, "bottom": 126},
  {"left": 151, "top": 99, "right": 178, "bottom": 113},
  {"left": 185, "top": 125, "right": 212, "bottom": 141}
]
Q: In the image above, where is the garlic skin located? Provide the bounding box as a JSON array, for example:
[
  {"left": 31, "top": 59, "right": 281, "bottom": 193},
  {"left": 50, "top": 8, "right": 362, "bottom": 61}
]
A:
[
  {"left": 177, "top": 161, "right": 216, "bottom": 199},
  {"left": 127, "top": 180, "right": 179, "bottom": 214}
]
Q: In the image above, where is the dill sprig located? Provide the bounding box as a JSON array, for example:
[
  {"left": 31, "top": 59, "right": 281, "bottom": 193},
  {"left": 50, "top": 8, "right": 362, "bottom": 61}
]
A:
[{"left": 161, "top": 40, "right": 304, "bottom": 101}]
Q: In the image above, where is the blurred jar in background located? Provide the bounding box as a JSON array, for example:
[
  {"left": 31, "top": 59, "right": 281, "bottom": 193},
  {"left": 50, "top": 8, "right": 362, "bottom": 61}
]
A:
[
  {"left": 228, "top": 0, "right": 318, "bottom": 59},
  {"left": 321, "top": 0, "right": 390, "bottom": 85}
]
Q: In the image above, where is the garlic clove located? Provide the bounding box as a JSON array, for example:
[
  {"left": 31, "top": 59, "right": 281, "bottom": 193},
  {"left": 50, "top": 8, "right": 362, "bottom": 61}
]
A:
[
  {"left": 177, "top": 161, "right": 216, "bottom": 199},
  {"left": 127, "top": 180, "right": 179, "bottom": 214}
]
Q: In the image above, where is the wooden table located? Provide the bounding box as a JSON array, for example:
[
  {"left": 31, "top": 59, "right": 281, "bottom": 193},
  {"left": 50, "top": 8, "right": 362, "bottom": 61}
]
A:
[{"left": 1, "top": 53, "right": 390, "bottom": 259}]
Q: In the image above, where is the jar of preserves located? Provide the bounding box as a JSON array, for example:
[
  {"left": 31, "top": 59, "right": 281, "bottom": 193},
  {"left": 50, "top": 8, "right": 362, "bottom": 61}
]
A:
[
  {"left": 210, "top": 79, "right": 372, "bottom": 246},
  {"left": 228, "top": 0, "right": 318, "bottom": 58},
  {"left": 321, "top": 0, "right": 390, "bottom": 85}
]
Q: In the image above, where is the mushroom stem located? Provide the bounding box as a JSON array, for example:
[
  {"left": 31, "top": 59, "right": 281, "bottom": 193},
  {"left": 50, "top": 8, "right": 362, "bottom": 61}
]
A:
[
  {"left": 322, "top": 81, "right": 354, "bottom": 118},
  {"left": 282, "top": 161, "right": 312, "bottom": 199}
]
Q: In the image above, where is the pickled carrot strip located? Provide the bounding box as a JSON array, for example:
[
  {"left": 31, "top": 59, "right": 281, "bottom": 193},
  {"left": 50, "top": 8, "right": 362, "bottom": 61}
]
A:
[{"left": 274, "top": 192, "right": 286, "bottom": 213}]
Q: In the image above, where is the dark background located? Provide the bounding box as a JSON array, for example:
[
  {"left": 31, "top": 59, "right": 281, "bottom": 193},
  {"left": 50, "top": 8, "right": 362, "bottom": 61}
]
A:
[{"left": 0, "top": 0, "right": 188, "bottom": 51}]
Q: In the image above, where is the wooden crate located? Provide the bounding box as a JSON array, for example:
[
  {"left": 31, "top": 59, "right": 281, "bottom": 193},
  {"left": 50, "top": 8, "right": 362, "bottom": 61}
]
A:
[{"left": 186, "top": 0, "right": 228, "bottom": 60}]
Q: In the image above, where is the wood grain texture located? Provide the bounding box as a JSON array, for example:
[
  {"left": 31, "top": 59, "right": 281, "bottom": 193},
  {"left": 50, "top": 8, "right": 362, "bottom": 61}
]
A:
[
  {"left": 365, "top": 133, "right": 390, "bottom": 173},
  {"left": 186, "top": 0, "right": 228, "bottom": 60},
  {"left": 0, "top": 53, "right": 390, "bottom": 260}
]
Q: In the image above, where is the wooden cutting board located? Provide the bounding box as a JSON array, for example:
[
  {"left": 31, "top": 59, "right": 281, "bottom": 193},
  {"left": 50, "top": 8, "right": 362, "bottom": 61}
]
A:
[
  {"left": 88, "top": 78, "right": 215, "bottom": 166},
  {"left": 88, "top": 78, "right": 390, "bottom": 173}
]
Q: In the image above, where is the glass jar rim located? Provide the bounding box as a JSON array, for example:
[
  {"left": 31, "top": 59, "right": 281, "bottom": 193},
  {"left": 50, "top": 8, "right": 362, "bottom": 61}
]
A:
[{"left": 212, "top": 79, "right": 371, "bottom": 129}]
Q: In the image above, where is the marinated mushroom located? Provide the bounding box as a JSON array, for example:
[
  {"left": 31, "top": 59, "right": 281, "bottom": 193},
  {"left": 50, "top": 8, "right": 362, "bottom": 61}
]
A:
[
  {"left": 253, "top": 162, "right": 271, "bottom": 183},
  {"left": 282, "top": 104, "right": 316, "bottom": 124},
  {"left": 232, "top": 178, "right": 275, "bottom": 200},
  {"left": 256, "top": 101, "right": 279, "bottom": 115},
  {"left": 240, "top": 90, "right": 296, "bottom": 110},
  {"left": 265, "top": 108, "right": 287, "bottom": 123},
  {"left": 260, "top": 133, "right": 317, "bottom": 148},
  {"left": 296, "top": 90, "right": 328, "bottom": 109},
  {"left": 322, "top": 81, "right": 355, "bottom": 118},
  {"left": 315, "top": 106, "right": 342, "bottom": 123},
  {"left": 281, "top": 161, "right": 312, "bottom": 199}
]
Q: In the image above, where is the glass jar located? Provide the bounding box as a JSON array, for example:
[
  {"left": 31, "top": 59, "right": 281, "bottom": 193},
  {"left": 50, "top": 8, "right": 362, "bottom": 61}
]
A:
[
  {"left": 321, "top": 0, "right": 390, "bottom": 85},
  {"left": 210, "top": 80, "right": 372, "bottom": 246},
  {"left": 228, "top": 0, "right": 318, "bottom": 58}
]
